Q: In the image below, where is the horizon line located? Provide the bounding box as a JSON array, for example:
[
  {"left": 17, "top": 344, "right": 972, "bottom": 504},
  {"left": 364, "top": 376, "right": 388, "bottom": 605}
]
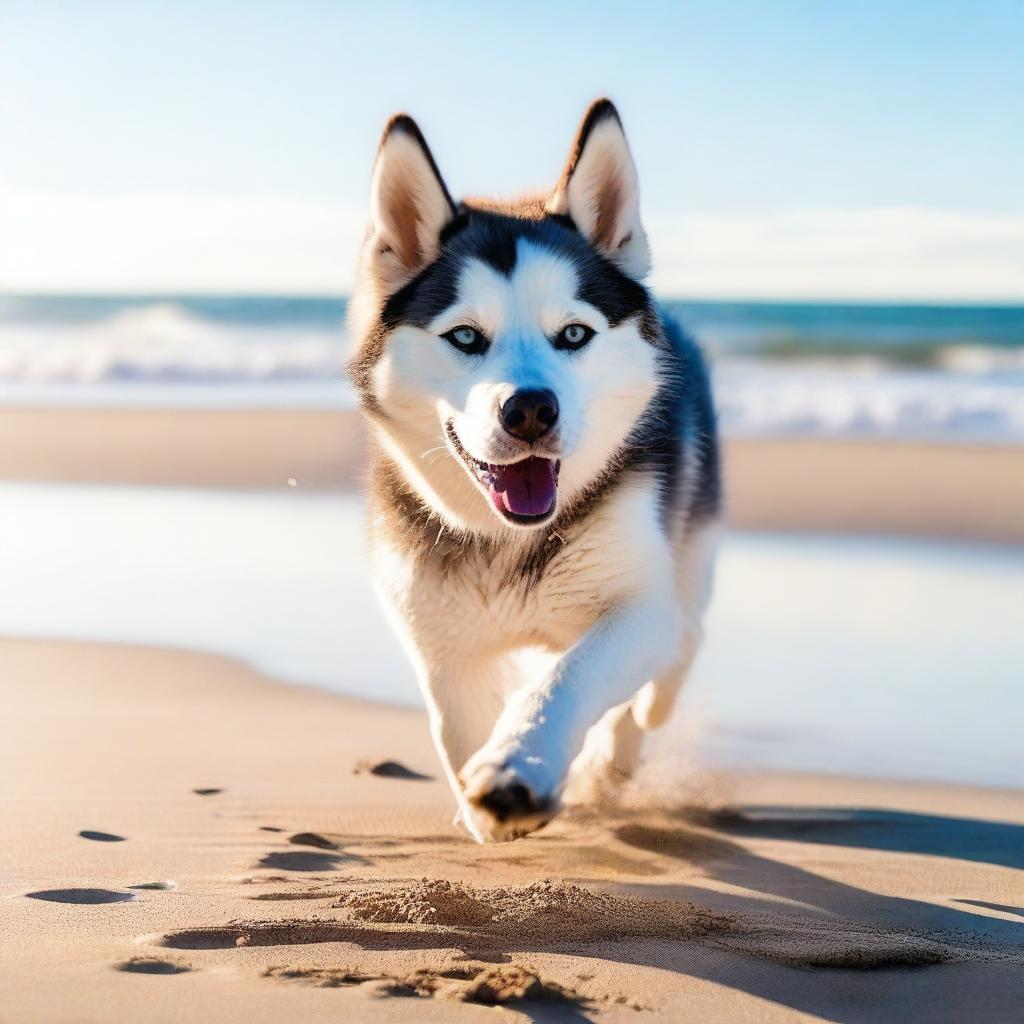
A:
[{"left": 4, "top": 289, "right": 1024, "bottom": 309}]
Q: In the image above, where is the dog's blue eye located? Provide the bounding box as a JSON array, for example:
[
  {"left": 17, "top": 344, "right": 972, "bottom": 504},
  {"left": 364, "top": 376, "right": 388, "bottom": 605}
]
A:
[
  {"left": 441, "top": 325, "right": 487, "bottom": 355},
  {"left": 554, "top": 323, "right": 595, "bottom": 351}
]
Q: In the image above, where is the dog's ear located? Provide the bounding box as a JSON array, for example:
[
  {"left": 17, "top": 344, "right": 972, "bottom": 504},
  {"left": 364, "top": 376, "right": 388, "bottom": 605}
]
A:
[
  {"left": 547, "top": 99, "right": 650, "bottom": 280},
  {"left": 366, "top": 114, "right": 456, "bottom": 289}
]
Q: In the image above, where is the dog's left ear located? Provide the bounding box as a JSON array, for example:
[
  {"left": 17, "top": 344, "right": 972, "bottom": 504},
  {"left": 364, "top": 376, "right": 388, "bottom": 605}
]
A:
[{"left": 547, "top": 99, "right": 650, "bottom": 280}]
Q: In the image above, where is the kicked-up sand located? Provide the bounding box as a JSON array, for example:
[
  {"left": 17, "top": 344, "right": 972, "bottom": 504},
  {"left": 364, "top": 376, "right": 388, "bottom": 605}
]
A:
[{"left": 2, "top": 637, "right": 1022, "bottom": 1023}]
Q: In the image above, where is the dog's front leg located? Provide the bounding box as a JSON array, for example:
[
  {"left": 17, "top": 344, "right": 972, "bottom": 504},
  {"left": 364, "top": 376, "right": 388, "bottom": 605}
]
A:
[
  {"left": 415, "top": 652, "right": 511, "bottom": 835},
  {"left": 459, "top": 594, "right": 682, "bottom": 841}
]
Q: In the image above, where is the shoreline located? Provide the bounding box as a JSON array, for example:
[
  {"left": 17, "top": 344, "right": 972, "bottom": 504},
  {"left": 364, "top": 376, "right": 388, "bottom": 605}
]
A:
[
  {"left": 2, "top": 635, "right": 1022, "bottom": 1022},
  {"left": 0, "top": 404, "right": 1022, "bottom": 541}
]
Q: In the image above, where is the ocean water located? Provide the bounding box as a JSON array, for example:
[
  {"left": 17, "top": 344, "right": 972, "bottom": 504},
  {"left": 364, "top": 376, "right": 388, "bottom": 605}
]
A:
[
  {"left": 1, "top": 294, "right": 1023, "bottom": 441},
  {"left": 1, "top": 482, "right": 1020, "bottom": 790}
]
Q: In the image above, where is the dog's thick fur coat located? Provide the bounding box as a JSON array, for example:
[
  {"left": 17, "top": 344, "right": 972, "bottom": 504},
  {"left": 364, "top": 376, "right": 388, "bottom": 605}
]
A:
[{"left": 348, "top": 100, "right": 720, "bottom": 841}]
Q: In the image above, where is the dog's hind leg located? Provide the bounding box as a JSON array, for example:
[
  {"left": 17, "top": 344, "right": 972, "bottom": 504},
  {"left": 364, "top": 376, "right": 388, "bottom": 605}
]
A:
[
  {"left": 631, "top": 629, "right": 701, "bottom": 730},
  {"left": 632, "top": 520, "right": 719, "bottom": 731},
  {"left": 602, "top": 702, "right": 646, "bottom": 780},
  {"left": 564, "top": 701, "right": 645, "bottom": 807}
]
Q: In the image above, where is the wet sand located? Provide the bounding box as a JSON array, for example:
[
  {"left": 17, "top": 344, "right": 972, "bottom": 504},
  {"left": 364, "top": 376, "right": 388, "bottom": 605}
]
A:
[
  {"left": 0, "top": 405, "right": 1022, "bottom": 540},
  {"left": 2, "top": 637, "right": 1022, "bottom": 1023}
]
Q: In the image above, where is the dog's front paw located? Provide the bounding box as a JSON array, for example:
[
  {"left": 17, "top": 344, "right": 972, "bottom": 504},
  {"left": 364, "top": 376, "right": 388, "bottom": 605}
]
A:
[{"left": 459, "top": 751, "right": 559, "bottom": 843}]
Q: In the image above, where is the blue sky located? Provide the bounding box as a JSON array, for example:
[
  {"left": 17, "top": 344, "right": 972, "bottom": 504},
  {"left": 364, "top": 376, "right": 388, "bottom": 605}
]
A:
[{"left": 1, "top": 0, "right": 1022, "bottom": 298}]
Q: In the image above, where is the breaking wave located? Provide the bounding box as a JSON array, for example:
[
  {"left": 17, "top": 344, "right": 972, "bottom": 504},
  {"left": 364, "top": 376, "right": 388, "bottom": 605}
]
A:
[
  {"left": 0, "top": 302, "right": 347, "bottom": 384},
  {"left": 714, "top": 360, "right": 1024, "bottom": 442},
  {"left": 1, "top": 296, "right": 1023, "bottom": 440}
]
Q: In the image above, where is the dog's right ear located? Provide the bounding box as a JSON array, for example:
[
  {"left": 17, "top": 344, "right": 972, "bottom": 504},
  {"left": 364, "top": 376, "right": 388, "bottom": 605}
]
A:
[{"left": 366, "top": 115, "right": 456, "bottom": 290}]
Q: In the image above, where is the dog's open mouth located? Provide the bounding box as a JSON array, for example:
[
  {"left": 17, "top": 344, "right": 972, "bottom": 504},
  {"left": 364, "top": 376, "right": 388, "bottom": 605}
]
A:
[
  {"left": 446, "top": 420, "right": 560, "bottom": 525},
  {"left": 477, "top": 456, "right": 560, "bottom": 522}
]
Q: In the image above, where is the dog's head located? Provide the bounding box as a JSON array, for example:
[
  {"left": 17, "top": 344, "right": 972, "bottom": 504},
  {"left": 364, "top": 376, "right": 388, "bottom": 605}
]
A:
[{"left": 349, "top": 99, "right": 662, "bottom": 536}]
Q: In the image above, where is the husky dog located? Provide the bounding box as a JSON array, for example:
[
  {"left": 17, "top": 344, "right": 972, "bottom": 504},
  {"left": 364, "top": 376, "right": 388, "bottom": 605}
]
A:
[{"left": 347, "top": 99, "right": 720, "bottom": 843}]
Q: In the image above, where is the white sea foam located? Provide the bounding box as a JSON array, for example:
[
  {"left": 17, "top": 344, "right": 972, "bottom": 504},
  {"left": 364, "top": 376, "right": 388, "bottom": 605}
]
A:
[
  {"left": 713, "top": 360, "right": 1024, "bottom": 442},
  {"left": 0, "top": 302, "right": 347, "bottom": 384}
]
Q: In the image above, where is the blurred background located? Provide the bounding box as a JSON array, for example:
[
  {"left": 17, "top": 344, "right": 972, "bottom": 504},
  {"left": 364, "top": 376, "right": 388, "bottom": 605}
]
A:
[{"left": 1, "top": 1, "right": 1021, "bottom": 788}]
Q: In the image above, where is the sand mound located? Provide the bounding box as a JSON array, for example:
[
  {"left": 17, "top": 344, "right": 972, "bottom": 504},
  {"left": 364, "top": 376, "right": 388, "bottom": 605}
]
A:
[
  {"left": 339, "top": 878, "right": 495, "bottom": 926},
  {"left": 334, "top": 877, "right": 726, "bottom": 943}
]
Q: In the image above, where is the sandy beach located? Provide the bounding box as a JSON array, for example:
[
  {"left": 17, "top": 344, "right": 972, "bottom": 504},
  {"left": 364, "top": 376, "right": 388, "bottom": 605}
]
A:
[
  {"left": 1, "top": 403, "right": 1021, "bottom": 1022},
  {"left": 1, "top": 405, "right": 1022, "bottom": 541},
  {"left": 2, "top": 636, "right": 1022, "bottom": 1023}
]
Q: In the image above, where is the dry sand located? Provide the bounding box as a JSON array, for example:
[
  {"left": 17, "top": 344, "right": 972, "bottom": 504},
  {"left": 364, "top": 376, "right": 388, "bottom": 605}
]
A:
[
  {"left": 1, "top": 405, "right": 1022, "bottom": 540},
  {"left": 2, "top": 636, "right": 1022, "bottom": 1023}
]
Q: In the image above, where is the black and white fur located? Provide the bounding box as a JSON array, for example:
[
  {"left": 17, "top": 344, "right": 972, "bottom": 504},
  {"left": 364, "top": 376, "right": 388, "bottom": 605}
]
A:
[{"left": 348, "top": 100, "right": 720, "bottom": 842}]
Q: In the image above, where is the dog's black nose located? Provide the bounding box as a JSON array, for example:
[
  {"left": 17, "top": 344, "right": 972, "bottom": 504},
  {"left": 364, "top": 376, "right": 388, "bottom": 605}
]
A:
[{"left": 499, "top": 388, "right": 559, "bottom": 442}]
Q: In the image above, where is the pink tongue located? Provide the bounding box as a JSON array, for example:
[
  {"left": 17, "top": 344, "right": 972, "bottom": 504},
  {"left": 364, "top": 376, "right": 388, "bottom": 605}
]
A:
[{"left": 488, "top": 457, "right": 557, "bottom": 518}]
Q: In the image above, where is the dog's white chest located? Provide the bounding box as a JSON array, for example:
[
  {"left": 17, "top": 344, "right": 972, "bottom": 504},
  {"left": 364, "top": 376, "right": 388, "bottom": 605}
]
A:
[{"left": 375, "top": 474, "right": 670, "bottom": 657}]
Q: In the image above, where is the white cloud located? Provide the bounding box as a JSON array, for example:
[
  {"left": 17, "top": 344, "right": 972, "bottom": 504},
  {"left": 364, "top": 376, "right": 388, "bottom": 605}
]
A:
[
  {"left": 0, "top": 188, "right": 366, "bottom": 295},
  {"left": 648, "top": 208, "right": 1024, "bottom": 301},
  {"left": 1, "top": 187, "right": 1022, "bottom": 301}
]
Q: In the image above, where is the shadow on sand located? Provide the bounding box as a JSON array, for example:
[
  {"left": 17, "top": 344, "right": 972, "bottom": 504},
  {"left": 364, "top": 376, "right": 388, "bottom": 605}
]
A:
[
  {"left": 710, "top": 805, "right": 1024, "bottom": 870},
  {"left": 594, "top": 805, "right": 1024, "bottom": 1024}
]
